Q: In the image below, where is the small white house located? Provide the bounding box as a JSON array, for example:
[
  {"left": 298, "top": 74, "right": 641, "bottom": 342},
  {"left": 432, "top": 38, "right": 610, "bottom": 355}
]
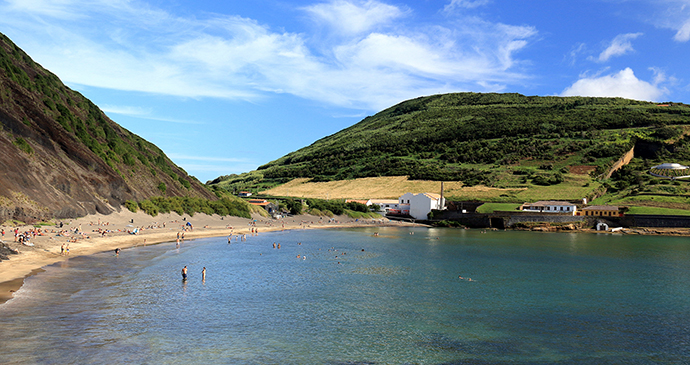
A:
[
  {"left": 398, "top": 193, "right": 446, "bottom": 220},
  {"left": 239, "top": 191, "right": 252, "bottom": 197},
  {"left": 520, "top": 201, "right": 577, "bottom": 215}
]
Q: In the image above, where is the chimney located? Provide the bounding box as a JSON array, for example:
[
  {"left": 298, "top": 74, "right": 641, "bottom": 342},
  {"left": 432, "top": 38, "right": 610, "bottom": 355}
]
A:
[{"left": 440, "top": 182, "right": 445, "bottom": 210}]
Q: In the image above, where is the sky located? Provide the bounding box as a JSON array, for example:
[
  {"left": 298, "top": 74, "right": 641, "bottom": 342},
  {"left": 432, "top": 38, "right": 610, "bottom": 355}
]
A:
[{"left": 1, "top": 0, "right": 689, "bottom": 182}]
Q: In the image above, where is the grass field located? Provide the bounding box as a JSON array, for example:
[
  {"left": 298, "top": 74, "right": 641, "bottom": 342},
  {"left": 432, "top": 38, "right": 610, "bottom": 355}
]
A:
[
  {"left": 475, "top": 203, "right": 522, "bottom": 213},
  {"left": 625, "top": 206, "right": 690, "bottom": 216},
  {"left": 593, "top": 192, "right": 690, "bottom": 210},
  {"left": 261, "top": 177, "right": 465, "bottom": 199}
]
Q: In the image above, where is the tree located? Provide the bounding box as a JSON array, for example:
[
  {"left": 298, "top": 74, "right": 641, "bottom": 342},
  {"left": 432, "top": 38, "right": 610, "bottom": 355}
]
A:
[{"left": 284, "top": 198, "right": 303, "bottom": 215}]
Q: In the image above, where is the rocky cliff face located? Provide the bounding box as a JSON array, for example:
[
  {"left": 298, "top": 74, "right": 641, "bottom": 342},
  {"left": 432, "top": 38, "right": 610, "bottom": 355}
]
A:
[{"left": 0, "top": 32, "right": 215, "bottom": 223}]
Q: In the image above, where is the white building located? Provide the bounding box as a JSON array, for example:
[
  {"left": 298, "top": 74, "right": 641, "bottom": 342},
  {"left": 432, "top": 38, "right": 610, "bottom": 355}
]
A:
[
  {"left": 398, "top": 193, "right": 446, "bottom": 220},
  {"left": 520, "top": 201, "right": 577, "bottom": 215}
]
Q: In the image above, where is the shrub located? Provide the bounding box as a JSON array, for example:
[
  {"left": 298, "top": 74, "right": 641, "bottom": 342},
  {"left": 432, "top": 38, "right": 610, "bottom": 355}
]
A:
[
  {"left": 13, "top": 137, "right": 33, "bottom": 155},
  {"left": 283, "top": 198, "right": 303, "bottom": 215},
  {"left": 138, "top": 199, "right": 158, "bottom": 216},
  {"left": 125, "top": 200, "right": 138, "bottom": 212}
]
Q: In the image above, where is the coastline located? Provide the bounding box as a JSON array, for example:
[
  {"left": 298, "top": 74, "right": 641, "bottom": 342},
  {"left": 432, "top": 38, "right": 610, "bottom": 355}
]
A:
[
  {"left": 0, "top": 210, "right": 421, "bottom": 304},
  {"left": 5, "top": 209, "right": 689, "bottom": 305}
]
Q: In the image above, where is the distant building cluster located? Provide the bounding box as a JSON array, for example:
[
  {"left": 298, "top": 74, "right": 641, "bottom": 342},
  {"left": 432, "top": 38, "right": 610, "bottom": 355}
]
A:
[
  {"left": 237, "top": 187, "right": 625, "bottom": 222},
  {"left": 519, "top": 200, "right": 621, "bottom": 217}
]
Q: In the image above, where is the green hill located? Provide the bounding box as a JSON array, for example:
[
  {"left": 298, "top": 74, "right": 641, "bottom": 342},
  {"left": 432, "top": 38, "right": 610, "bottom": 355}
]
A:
[
  {"left": 0, "top": 31, "right": 217, "bottom": 222},
  {"left": 209, "top": 93, "right": 690, "bottom": 200}
]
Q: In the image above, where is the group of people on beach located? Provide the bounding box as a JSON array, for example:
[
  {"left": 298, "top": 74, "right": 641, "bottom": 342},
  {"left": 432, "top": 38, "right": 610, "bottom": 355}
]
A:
[{"left": 9, "top": 227, "right": 46, "bottom": 244}]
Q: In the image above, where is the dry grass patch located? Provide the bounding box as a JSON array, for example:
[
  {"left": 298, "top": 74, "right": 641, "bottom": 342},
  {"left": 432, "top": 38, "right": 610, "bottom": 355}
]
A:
[{"left": 260, "top": 176, "right": 522, "bottom": 200}]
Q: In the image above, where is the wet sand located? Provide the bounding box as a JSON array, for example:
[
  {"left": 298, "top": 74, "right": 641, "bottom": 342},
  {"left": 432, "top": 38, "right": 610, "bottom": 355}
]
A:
[{"left": 0, "top": 210, "right": 417, "bottom": 304}]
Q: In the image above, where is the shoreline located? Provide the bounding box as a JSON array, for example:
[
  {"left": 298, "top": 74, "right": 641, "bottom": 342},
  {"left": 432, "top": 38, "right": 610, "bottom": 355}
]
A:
[
  {"left": 4, "top": 210, "right": 689, "bottom": 305},
  {"left": 0, "top": 210, "right": 421, "bottom": 304}
]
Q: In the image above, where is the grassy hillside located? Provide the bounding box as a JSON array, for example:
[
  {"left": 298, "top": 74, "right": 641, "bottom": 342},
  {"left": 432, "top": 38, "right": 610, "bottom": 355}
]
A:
[
  {"left": 210, "top": 93, "right": 690, "bottom": 206},
  {"left": 0, "top": 31, "right": 216, "bottom": 220},
  {"left": 252, "top": 93, "right": 688, "bottom": 183}
]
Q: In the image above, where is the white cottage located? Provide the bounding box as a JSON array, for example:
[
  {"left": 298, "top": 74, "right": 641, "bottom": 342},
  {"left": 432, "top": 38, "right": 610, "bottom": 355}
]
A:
[
  {"left": 520, "top": 201, "right": 577, "bottom": 215},
  {"left": 398, "top": 193, "right": 446, "bottom": 220}
]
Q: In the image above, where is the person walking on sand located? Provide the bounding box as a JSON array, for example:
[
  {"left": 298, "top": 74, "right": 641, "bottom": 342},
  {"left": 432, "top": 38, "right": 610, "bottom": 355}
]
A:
[{"left": 181, "top": 266, "right": 188, "bottom": 280}]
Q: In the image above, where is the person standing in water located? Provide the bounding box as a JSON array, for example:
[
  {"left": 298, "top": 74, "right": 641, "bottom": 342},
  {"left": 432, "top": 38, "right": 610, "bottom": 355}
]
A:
[
  {"left": 201, "top": 267, "right": 206, "bottom": 281},
  {"left": 181, "top": 266, "right": 188, "bottom": 280}
]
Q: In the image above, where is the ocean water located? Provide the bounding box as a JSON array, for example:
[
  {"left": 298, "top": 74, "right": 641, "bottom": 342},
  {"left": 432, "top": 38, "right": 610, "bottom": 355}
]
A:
[{"left": 1, "top": 227, "right": 690, "bottom": 364}]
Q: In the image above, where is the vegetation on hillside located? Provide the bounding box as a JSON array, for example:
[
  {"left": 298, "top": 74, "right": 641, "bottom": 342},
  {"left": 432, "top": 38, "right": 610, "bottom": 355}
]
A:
[
  {"left": 125, "top": 195, "right": 252, "bottom": 218},
  {"left": 254, "top": 93, "right": 687, "bottom": 182},
  {"left": 210, "top": 93, "right": 690, "bottom": 207},
  {"left": 592, "top": 157, "right": 690, "bottom": 211},
  {"left": 0, "top": 31, "right": 209, "bottom": 205}
]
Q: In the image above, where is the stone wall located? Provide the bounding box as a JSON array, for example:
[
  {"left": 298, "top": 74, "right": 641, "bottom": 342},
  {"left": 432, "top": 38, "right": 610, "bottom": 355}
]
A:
[
  {"left": 627, "top": 214, "right": 690, "bottom": 228},
  {"left": 604, "top": 146, "right": 635, "bottom": 179},
  {"left": 429, "top": 210, "right": 491, "bottom": 228},
  {"left": 505, "top": 214, "right": 584, "bottom": 227},
  {"left": 429, "top": 210, "right": 690, "bottom": 229}
]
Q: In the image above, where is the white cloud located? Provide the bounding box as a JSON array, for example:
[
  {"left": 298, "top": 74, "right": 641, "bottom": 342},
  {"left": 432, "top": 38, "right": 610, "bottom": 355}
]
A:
[
  {"left": 596, "top": 33, "right": 642, "bottom": 62},
  {"left": 444, "top": 0, "right": 490, "bottom": 12},
  {"left": 100, "top": 105, "right": 204, "bottom": 125},
  {"left": 303, "top": 0, "right": 406, "bottom": 36},
  {"left": 674, "top": 19, "right": 690, "bottom": 41},
  {"left": 4, "top": 0, "right": 85, "bottom": 19},
  {"left": 0, "top": 0, "right": 536, "bottom": 111},
  {"left": 633, "top": 0, "right": 690, "bottom": 42},
  {"left": 560, "top": 68, "right": 667, "bottom": 101},
  {"left": 100, "top": 104, "right": 152, "bottom": 117}
]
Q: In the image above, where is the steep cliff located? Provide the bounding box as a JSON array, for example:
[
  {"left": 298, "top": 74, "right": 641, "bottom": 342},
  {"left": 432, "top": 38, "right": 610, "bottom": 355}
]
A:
[{"left": 0, "top": 32, "right": 215, "bottom": 223}]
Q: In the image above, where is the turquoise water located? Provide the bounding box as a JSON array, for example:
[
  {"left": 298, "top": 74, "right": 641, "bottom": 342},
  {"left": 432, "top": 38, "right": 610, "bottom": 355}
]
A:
[{"left": 1, "top": 227, "right": 690, "bottom": 364}]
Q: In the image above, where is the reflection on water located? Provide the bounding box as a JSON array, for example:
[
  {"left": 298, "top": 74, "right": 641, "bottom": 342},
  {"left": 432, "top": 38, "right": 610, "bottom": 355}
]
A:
[{"left": 1, "top": 228, "right": 690, "bottom": 364}]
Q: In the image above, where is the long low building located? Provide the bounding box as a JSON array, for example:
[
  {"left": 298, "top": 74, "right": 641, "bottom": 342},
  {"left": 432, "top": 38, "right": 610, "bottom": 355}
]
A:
[
  {"left": 520, "top": 201, "right": 577, "bottom": 215},
  {"left": 576, "top": 205, "right": 620, "bottom": 217}
]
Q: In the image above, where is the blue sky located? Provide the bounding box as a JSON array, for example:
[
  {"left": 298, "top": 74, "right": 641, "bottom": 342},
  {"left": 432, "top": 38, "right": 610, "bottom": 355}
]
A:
[{"left": 1, "top": 0, "right": 689, "bottom": 182}]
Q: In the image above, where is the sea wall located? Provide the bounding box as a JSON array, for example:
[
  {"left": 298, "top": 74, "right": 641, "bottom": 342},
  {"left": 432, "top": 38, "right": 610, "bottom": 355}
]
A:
[
  {"left": 505, "top": 214, "right": 584, "bottom": 227},
  {"left": 588, "top": 215, "right": 690, "bottom": 228},
  {"left": 431, "top": 211, "right": 585, "bottom": 228},
  {"left": 431, "top": 211, "right": 690, "bottom": 229},
  {"left": 626, "top": 214, "right": 690, "bottom": 228},
  {"left": 428, "top": 211, "right": 491, "bottom": 228}
]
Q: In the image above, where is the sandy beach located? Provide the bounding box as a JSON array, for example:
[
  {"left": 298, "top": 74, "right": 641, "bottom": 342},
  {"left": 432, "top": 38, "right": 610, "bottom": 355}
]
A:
[{"left": 0, "top": 210, "right": 417, "bottom": 303}]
